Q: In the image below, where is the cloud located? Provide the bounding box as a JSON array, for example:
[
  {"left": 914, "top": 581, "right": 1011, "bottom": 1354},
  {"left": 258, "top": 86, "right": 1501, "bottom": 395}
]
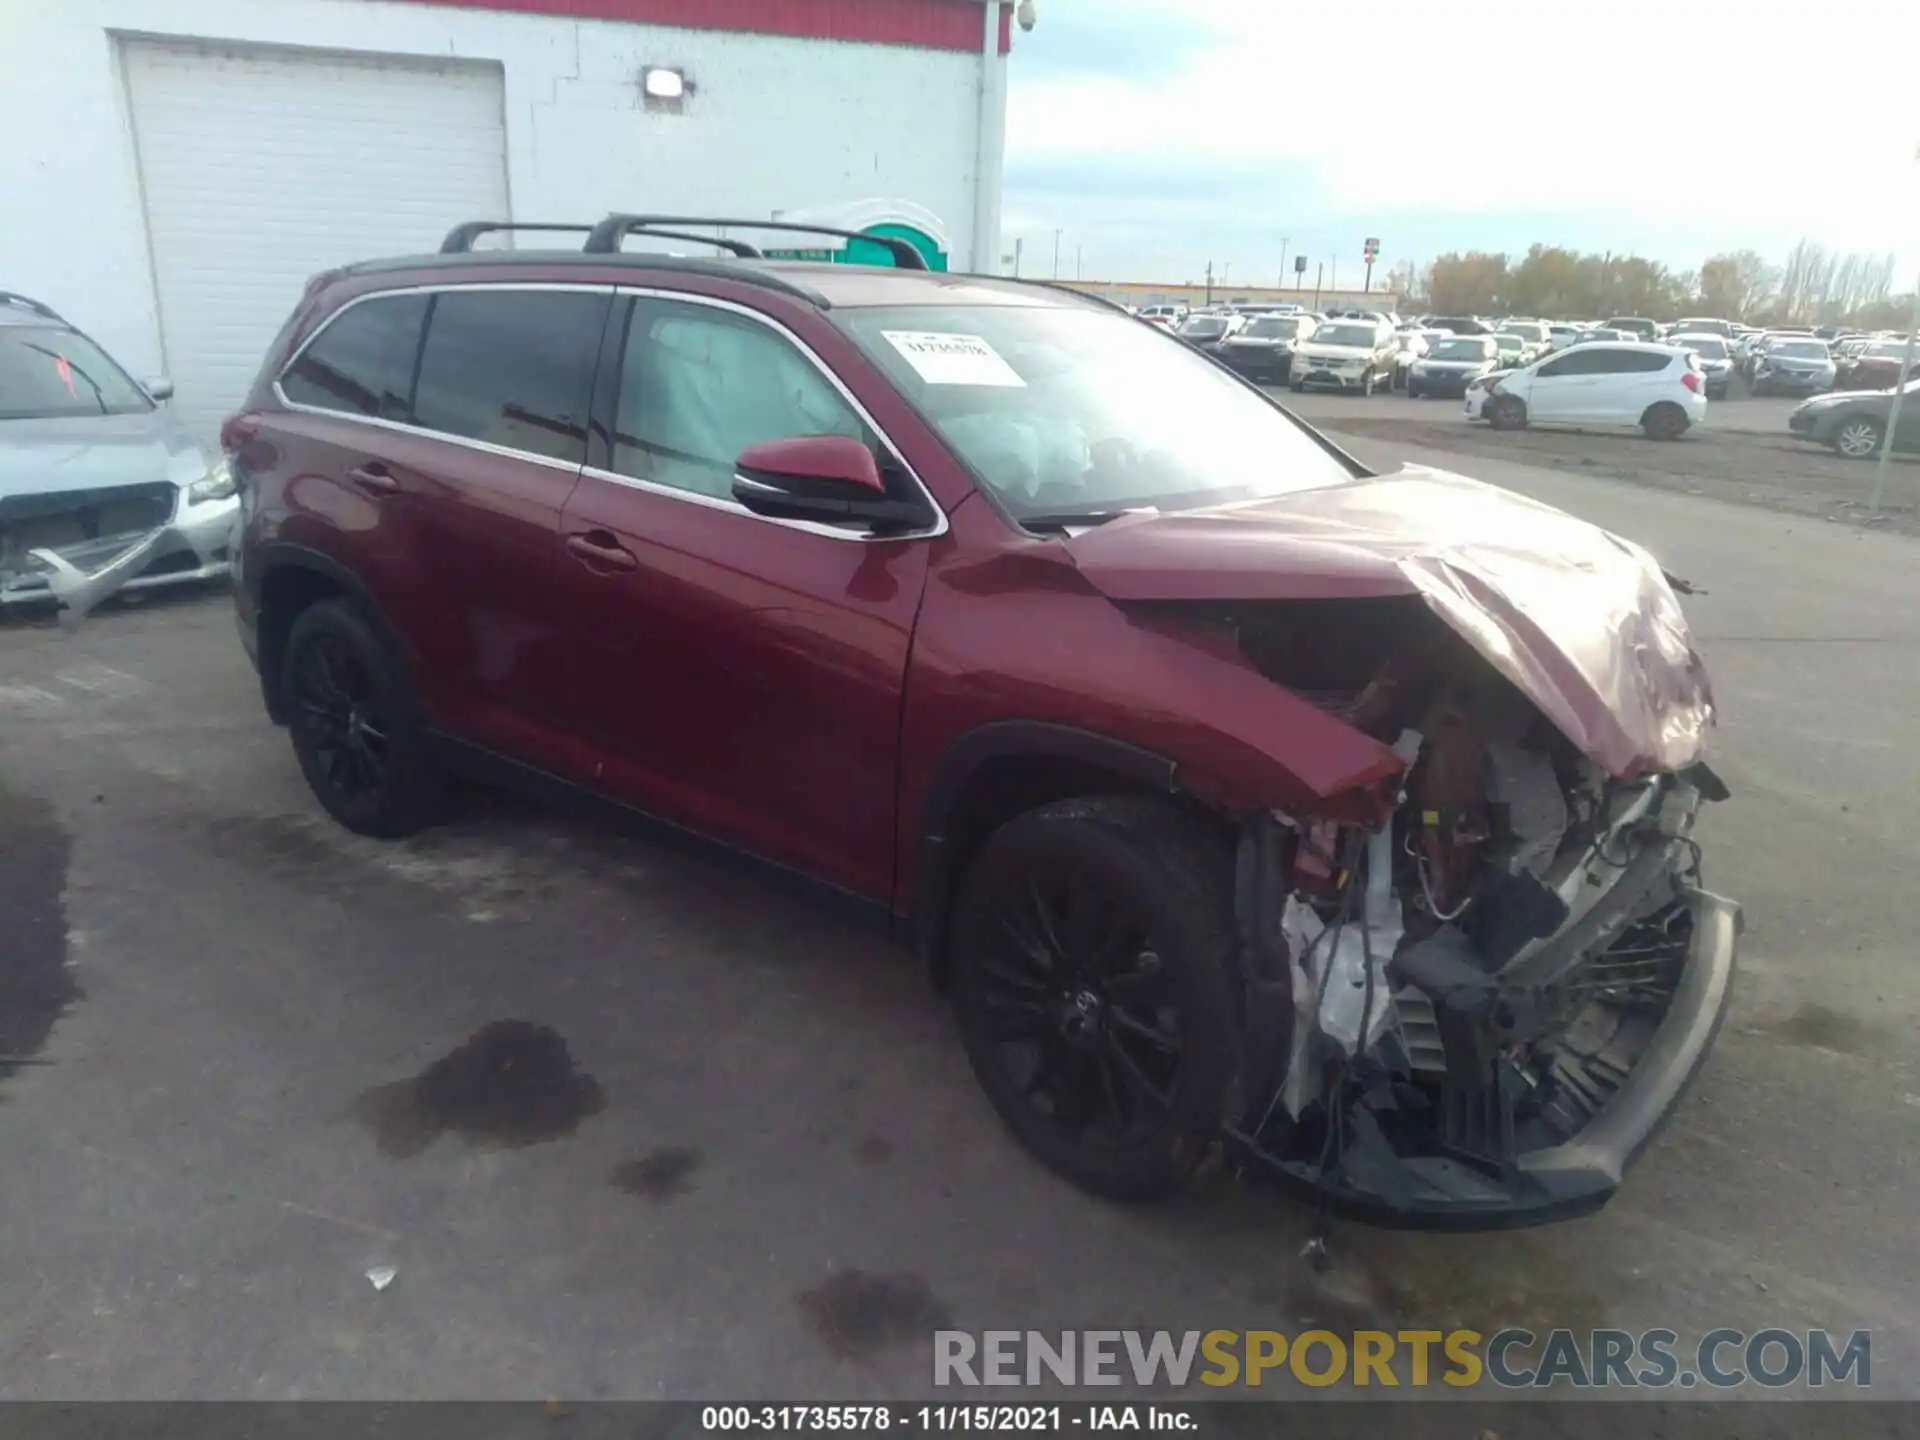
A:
[{"left": 1002, "top": 0, "right": 1920, "bottom": 279}]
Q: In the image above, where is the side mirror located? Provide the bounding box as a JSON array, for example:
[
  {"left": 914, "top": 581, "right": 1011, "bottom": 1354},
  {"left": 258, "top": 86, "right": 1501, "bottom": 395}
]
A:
[
  {"left": 145, "top": 377, "right": 175, "bottom": 402},
  {"left": 731, "top": 435, "right": 930, "bottom": 532}
]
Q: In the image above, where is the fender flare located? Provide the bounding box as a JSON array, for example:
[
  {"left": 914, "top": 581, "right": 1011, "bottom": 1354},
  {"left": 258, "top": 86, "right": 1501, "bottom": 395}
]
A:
[
  {"left": 907, "top": 719, "right": 1179, "bottom": 964},
  {"left": 254, "top": 542, "right": 417, "bottom": 723}
]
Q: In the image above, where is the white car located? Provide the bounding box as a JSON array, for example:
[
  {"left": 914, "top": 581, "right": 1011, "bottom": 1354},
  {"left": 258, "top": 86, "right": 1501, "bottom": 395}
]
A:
[
  {"left": 1287, "top": 318, "right": 1398, "bottom": 394},
  {"left": 1545, "top": 324, "right": 1586, "bottom": 351},
  {"left": 1466, "top": 341, "right": 1708, "bottom": 439}
]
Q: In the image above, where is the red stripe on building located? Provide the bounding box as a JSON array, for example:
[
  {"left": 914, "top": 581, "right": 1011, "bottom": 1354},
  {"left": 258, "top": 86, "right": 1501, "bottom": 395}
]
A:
[{"left": 402, "top": 0, "right": 1011, "bottom": 54}]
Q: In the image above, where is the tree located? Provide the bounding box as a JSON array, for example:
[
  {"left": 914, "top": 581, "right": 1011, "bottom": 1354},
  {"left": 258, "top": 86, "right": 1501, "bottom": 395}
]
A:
[
  {"left": 1698, "top": 249, "right": 1774, "bottom": 318},
  {"left": 1426, "top": 251, "right": 1507, "bottom": 314},
  {"left": 1385, "top": 258, "right": 1421, "bottom": 305}
]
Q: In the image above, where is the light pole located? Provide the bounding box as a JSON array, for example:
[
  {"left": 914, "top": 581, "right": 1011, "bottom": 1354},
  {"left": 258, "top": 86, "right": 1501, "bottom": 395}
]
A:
[
  {"left": 1053, "top": 228, "right": 1062, "bottom": 279},
  {"left": 1076, "top": 243, "right": 1083, "bottom": 281},
  {"left": 1278, "top": 236, "right": 1289, "bottom": 290},
  {"left": 1870, "top": 285, "right": 1918, "bottom": 516}
]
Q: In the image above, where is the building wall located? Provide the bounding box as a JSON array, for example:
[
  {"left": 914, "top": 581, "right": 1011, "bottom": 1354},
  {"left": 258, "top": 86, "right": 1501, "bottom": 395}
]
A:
[{"left": 0, "top": 0, "right": 1005, "bottom": 379}]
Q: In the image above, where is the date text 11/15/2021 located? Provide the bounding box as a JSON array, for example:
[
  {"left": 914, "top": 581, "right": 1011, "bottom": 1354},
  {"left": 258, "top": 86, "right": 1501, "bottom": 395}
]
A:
[{"left": 701, "top": 1406, "right": 1194, "bottom": 1432}]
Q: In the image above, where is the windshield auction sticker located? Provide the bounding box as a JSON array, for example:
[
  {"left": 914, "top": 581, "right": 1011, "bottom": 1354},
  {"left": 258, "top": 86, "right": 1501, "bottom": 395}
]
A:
[{"left": 882, "top": 331, "right": 1027, "bottom": 387}]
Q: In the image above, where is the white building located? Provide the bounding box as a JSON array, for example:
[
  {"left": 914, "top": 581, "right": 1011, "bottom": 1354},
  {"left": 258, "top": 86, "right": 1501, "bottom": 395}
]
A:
[{"left": 0, "top": 0, "right": 1012, "bottom": 438}]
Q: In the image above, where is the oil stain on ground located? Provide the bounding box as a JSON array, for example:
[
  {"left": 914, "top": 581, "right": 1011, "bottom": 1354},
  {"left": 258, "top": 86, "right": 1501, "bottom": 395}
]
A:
[
  {"left": 612, "top": 1146, "right": 700, "bottom": 1202},
  {"left": 0, "top": 784, "right": 81, "bottom": 1086},
  {"left": 353, "top": 1020, "right": 605, "bottom": 1157},
  {"left": 1757, "top": 1002, "right": 1880, "bottom": 1056},
  {"left": 796, "top": 1268, "right": 953, "bottom": 1359}
]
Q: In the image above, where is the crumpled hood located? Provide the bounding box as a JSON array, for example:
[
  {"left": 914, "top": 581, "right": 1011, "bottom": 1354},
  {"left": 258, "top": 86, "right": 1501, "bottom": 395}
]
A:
[
  {"left": 0, "top": 409, "right": 207, "bottom": 503},
  {"left": 1063, "top": 465, "right": 1715, "bottom": 778}
]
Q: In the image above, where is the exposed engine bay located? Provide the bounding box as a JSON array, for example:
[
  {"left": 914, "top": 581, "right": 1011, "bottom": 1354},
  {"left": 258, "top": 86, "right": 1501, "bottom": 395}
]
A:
[{"left": 1198, "top": 597, "right": 1738, "bottom": 1227}]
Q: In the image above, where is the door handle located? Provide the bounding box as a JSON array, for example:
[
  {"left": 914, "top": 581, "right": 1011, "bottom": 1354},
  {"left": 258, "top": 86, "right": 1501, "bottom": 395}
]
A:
[
  {"left": 565, "top": 532, "right": 639, "bottom": 572},
  {"left": 346, "top": 462, "right": 399, "bottom": 496}
]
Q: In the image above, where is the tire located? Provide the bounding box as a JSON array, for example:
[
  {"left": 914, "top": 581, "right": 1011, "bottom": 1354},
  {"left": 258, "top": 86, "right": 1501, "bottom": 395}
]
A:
[
  {"left": 1289, "top": 381, "right": 1304, "bottom": 393},
  {"left": 1407, "top": 384, "right": 1422, "bottom": 399},
  {"left": 1642, "top": 402, "right": 1690, "bottom": 441},
  {"left": 948, "top": 794, "right": 1239, "bottom": 1202},
  {"left": 1751, "top": 375, "right": 1769, "bottom": 396},
  {"left": 1833, "top": 416, "right": 1883, "bottom": 459},
  {"left": 282, "top": 598, "right": 448, "bottom": 839},
  {"left": 1708, "top": 385, "right": 1728, "bottom": 402},
  {"left": 1486, "top": 394, "right": 1527, "bottom": 431},
  {"left": 1361, "top": 368, "right": 1379, "bottom": 396}
]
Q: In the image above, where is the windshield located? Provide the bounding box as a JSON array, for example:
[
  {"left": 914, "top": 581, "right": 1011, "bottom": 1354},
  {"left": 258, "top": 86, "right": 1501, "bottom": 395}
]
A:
[
  {"left": 1774, "top": 341, "right": 1829, "bottom": 358},
  {"left": 835, "top": 305, "right": 1355, "bottom": 518},
  {"left": 1506, "top": 324, "right": 1547, "bottom": 340},
  {"left": 1314, "top": 324, "right": 1376, "bottom": 347},
  {"left": 1245, "top": 317, "right": 1300, "bottom": 338},
  {"left": 1430, "top": 338, "right": 1493, "bottom": 360},
  {"left": 1865, "top": 342, "right": 1912, "bottom": 359},
  {"left": 1177, "top": 317, "right": 1229, "bottom": 338},
  {"left": 1678, "top": 337, "right": 1729, "bottom": 357},
  {"left": 0, "top": 327, "right": 154, "bottom": 420},
  {"left": 1495, "top": 333, "right": 1526, "bottom": 348}
]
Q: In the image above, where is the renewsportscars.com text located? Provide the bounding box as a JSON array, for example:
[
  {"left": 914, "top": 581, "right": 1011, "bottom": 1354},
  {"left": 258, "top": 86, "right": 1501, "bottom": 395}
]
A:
[{"left": 933, "top": 1328, "right": 1871, "bottom": 1390}]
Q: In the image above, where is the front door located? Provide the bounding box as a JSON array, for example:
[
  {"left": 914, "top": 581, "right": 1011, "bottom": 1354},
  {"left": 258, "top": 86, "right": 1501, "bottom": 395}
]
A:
[{"left": 556, "top": 292, "right": 938, "bottom": 900}]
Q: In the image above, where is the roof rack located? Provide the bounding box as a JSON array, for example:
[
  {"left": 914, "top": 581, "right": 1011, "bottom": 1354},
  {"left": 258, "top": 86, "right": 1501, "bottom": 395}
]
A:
[
  {"left": 0, "top": 290, "right": 66, "bottom": 325},
  {"left": 584, "top": 214, "right": 930, "bottom": 270},
  {"left": 439, "top": 222, "right": 595, "bottom": 254},
  {"left": 439, "top": 220, "right": 766, "bottom": 259}
]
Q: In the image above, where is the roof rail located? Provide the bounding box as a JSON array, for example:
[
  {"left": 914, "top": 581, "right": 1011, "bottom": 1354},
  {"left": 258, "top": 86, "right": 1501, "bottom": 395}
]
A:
[
  {"left": 584, "top": 214, "right": 929, "bottom": 270},
  {"left": 439, "top": 220, "right": 767, "bottom": 258},
  {"left": 440, "top": 222, "right": 596, "bottom": 254},
  {"left": 0, "top": 290, "right": 66, "bottom": 324}
]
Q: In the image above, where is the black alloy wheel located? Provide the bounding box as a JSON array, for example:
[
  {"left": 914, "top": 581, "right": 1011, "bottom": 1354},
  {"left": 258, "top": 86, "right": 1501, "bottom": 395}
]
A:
[
  {"left": 283, "top": 599, "right": 446, "bottom": 838},
  {"left": 950, "top": 796, "right": 1238, "bottom": 1200}
]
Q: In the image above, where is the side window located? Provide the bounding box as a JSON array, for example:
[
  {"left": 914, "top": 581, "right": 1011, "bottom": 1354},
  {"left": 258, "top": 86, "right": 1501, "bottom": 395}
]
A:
[
  {"left": 611, "top": 297, "right": 875, "bottom": 501},
  {"left": 1536, "top": 350, "right": 1594, "bottom": 378},
  {"left": 1620, "top": 350, "right": 1676, "bottom": 373},
  {"left": 410, "top": 290, "right": 608, "bottom": 463},
  {"left": 1581, "top": 348, "right": 1644, "bottom": 375},
  {"left": 280, "top": 294, "right": 427, "bottom": 420}
]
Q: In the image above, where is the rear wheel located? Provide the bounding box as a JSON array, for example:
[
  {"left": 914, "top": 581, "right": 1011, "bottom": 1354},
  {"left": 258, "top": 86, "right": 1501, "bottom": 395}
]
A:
[
  {"left": 949, "top": 796, "right": 1238, "bottom": 1201},
  {"left": 1486, "top": 394, "right": 1527, "bottom": 431},
  {"left": 283, "top": 599, "right": 447, "bottom": 838},
  {"left": 1642, "top": 402, "right": 1690, "bottom": 441},
  {"left": 1834, "top": 417, "right": 1884, "bottom": 458}
]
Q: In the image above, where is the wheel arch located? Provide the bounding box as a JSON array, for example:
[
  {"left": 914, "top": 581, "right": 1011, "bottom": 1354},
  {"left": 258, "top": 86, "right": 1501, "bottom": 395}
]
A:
[
  {"left": 254, "top": 544, "right": 414, "bottom": 725},
  {"left": 908, "top": 721, "right": 1208, "bottom": 987}
]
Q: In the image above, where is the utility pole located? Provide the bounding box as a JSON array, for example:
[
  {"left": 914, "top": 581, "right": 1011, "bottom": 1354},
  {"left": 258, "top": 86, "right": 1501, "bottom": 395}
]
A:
[
  {"left": 1314, "top": 262, "right": 1323, "bottom": 311},
  {"left": 1053, "top": 228, "right": 1062, "bottom": 279},
  {"left": 1279, "top": 236, "right": 1289, "bottom": 289},
  {"left": 1331, "top": 259, "right": 1337, "bottom": 298},
  {"left": 1870, "top": 282, "right": 1919, "bottom": 515},
  {"left": 1223, "top": 261, "right": 1233, "bottom": 286},
  {"left": 1012, "top": 237, "right": 1023, "bottom": 277},
  {"left": 1076, "top": 243, "right": 1083, "bottom": 281},
  {"left": 1205, "top": 260, "right": 1215, "bottom": 307}
]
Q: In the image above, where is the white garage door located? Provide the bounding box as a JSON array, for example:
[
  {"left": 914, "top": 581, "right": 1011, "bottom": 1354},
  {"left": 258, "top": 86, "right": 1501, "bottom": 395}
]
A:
[{"left": 121, "top": 39, "right": 510, "bottom": 441}]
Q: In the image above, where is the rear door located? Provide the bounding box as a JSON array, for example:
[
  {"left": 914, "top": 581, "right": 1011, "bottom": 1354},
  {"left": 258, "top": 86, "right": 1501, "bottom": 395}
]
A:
[
  {"left": 270, "top": 282, "right": 610, "bottom": 773},
  {"left": 555, "top": 290, "right": 941, "bottom": 899}
]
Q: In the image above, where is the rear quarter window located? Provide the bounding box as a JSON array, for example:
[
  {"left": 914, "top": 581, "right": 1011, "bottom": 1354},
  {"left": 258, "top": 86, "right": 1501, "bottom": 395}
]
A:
[{"left": 279, "top": 294, "right": 428, "bottom": 420}]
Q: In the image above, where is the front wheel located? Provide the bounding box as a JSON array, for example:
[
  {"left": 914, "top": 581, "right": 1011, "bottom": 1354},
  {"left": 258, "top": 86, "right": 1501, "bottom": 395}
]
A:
[
  {"left": 949, "top": 795, "right": 1239, "bottom": 1202},
  {"left": 1833, "top": 417, "right": 1884, "bottom": 458},
  {"left": 1486, "top": 394, "right": 1527, "bottom": 431}
]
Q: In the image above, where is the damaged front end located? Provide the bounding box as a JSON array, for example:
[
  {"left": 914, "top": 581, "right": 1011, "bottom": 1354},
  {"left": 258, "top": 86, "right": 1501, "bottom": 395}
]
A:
[
  {"left": 1218, "top": 596, "right": 1739, "bottom": 1229},
  {"left": 0, "top": 481, "right": 237, "bottom": 621}
]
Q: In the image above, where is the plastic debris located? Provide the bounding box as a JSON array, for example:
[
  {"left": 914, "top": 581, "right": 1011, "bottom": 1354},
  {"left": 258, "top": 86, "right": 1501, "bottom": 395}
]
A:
[{"left": 366, "top": 1266, "right": 397, "bottom": 1291}]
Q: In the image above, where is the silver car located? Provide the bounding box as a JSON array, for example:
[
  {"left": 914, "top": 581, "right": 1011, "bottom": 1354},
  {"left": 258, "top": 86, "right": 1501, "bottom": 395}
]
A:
[{"left": 0, "top": 292, "right": 237, "bottom": 614}]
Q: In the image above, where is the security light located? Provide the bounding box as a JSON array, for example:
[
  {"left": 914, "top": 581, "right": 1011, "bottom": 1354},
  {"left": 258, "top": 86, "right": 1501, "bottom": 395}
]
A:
[{"left": 643, "top": 67, "right": 686, "bottom": 100}]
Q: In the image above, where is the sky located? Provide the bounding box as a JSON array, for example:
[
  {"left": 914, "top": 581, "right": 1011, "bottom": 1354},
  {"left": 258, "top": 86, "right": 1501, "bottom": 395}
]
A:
[{"left": 999, "top": 0, "right": 1920, "bottom": 289}]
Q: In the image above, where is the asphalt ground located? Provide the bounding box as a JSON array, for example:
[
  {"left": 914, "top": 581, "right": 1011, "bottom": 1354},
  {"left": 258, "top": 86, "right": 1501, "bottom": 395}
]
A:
[
  {"left": 1279, "top": 381, "right": 1920, "bottom": 535},
  {"left": 2, "top": 433, "right": 1918, "bottom": 1401}
]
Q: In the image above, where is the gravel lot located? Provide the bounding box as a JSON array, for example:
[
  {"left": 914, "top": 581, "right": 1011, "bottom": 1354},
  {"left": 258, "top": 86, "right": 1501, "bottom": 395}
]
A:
[
  {"left": 1281, "top": 387, "right": 1920, "bottom": 535},
  {"left": 4, "top": 441, "right": 1920, "bottom": 1401}
]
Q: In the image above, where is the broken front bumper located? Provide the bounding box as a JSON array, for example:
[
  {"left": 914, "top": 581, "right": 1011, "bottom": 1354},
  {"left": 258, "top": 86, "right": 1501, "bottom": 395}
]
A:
[
  {"left": 1229, "top": 778, "right": 1741, "bottom": 1230},
  {"left": 0, "top": 494, "right": 237, "bottom": 616}
]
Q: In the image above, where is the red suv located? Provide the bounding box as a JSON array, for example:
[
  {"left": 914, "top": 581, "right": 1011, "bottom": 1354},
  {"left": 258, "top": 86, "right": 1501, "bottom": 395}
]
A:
[{"left": 228, "top": 216, "right": 1739, "bottom": 1228}]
